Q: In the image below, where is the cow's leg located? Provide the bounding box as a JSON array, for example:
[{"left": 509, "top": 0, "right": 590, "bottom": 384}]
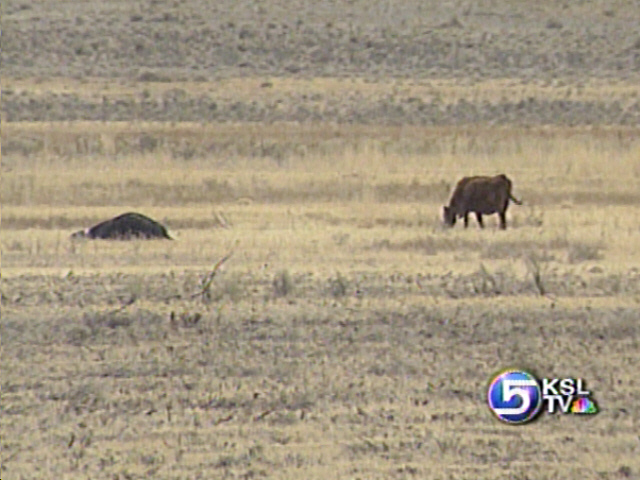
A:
[
  {"left": 463, "top": 212, "right": 469, "bottom": 228},
  {"left": 499, "top": 211, "right": 507, "bottom": 230},
  {"left": 475, "top": 212, "right": 484, "bottom": 228}
]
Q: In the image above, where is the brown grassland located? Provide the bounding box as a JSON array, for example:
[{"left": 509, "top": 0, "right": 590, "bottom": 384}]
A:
[
  {"left": 3, "top": 117, "right": 640, "bottom": 480},
  {"left": 3, "top": 0, "right": 640, "bottom": 478}
]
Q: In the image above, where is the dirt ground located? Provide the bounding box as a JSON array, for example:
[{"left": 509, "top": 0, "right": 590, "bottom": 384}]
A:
[{"left": 2, "top": 1, "right": 640, "bottom": 479}]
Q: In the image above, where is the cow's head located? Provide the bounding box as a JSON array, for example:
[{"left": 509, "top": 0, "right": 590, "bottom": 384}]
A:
[{"left": 443, "top": 206, "right": 456, "bottom": 226}]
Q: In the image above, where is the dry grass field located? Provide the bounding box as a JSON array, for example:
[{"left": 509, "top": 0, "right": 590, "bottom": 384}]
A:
[
  {"left": 3, "top": 122, "right": 640, "bottom": 480},
  {"left": 3, "top": 0, "right": 640, "bottom": 479}
]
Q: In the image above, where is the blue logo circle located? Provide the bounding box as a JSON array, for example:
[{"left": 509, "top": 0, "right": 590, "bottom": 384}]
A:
[{"left": 487, "top": 369, "right": 542, "bottom": 424}]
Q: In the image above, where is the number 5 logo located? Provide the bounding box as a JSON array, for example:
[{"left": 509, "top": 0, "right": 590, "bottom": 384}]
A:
[
  {"left": 488, "top": 370, "right": 542, "bottom": 424},
  {"left": 493, "top": 378, "right": 537, "bottom": 415}
]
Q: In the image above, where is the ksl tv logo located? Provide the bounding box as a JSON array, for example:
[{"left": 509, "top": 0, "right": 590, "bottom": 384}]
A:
[{"left": 487, "top": 369, "right": 599, "bottom": 424}]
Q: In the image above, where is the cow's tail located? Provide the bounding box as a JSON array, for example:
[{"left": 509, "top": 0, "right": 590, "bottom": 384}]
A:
[{"left": 509, "top": 192, "right": 523, "bottom": 205}]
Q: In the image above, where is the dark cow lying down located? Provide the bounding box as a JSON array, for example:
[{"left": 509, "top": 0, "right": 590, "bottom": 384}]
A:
[
  {"left": 71, "top": 212, "right": 173, "bottom": 240},
  {"left": 443, "top": 174, "right": 522, "bottom": 230}
]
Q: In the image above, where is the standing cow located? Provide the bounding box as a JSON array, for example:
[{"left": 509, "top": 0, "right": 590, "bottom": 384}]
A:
[{"left": 443, "top": 174, "right": 522, "bottom": 230}]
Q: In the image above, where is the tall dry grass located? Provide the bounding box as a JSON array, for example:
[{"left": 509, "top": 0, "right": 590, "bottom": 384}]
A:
[{"left": 3, "top": 122, "right": 640, "bottom": 209}]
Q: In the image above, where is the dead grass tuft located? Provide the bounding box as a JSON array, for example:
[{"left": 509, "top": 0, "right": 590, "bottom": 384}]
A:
[
  {"left": 273, "top": 269, "right": 295, "bottom": 298},
  {"left": 567, "top": 242, "right": 604, "bottom": 264}
]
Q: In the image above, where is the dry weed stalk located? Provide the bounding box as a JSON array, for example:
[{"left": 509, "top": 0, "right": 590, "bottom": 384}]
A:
[
  {"left": 475, "top": 263, "right": 500, "bottom": 296},
  {"left": 192, "top": 251, "right": 234, "bottom": 302},
  {"left": 214, "top": 210, "right": 231, "bottom": 229},
  {"left": 106, "top": 294, "right": 137, "bottom": 315},
  {"left": 525, "top": 254, "right": 546, "bottom": 296}
]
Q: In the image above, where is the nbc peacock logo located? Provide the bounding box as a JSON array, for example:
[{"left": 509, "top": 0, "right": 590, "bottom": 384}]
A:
[{"left": 570, "top": 396, "right": 598, "bottom": 414}]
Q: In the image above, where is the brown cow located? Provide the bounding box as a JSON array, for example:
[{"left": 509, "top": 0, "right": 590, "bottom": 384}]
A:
[{"left": 443, "top": 174, "right": 522, "bottom": 230}]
